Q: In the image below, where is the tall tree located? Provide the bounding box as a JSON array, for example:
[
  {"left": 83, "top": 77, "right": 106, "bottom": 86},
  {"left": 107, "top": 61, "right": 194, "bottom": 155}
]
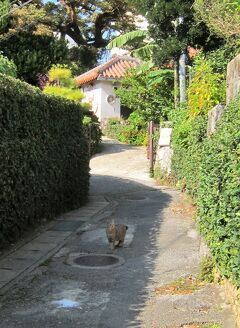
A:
[
  {"left": 4, "top": 0, "right": 137, "bottom": 48},
  {"left": 1, "top": 0, "right": 138, "bottom": 76},
  {"left": 0, "top": 0, "right": 10, "bottom": 31},
  {"left": 51, "top": 0, "right": 137, "bottom": 48},
  {"left": 130, "top": 0, "right": 224, "bottom": 64},
  {"left": 194, "top": 0, "right": 240, "bottom": 39},
  {"left": 0, "top": 32, "right": 68, "bottom": 84}
]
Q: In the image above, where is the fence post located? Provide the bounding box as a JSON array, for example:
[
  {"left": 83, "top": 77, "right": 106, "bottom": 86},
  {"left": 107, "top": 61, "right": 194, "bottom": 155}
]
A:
[{"left": 149, "top": 121, "right": 154, "bottom": 176}]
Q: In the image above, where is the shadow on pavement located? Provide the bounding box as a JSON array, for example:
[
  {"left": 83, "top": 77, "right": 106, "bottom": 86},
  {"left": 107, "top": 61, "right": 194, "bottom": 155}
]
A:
[
  {"left": 0, "top": 176, "right": 172, "bottom": 328},
  {"left": 92, "top": 140, "right": 142, "bottom": 158}
]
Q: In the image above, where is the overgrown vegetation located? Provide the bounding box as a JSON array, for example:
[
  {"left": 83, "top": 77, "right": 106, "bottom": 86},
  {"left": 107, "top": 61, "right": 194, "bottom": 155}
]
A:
[
  {"left": 171, "top": 52, "right": 240, "bottom": 286},
  {"left": 187, "top": 54, "right": 225, "bottom": 117},
  {"left": 198, "top": 256, "right": 215, "bottom": 283},
  {"left": 116, "top": 67, "right": 174, "bottom": 122},
  {"left": 154, "top": 161, "right": 176, "bottom": 186},
  {"left": 0, "top": 74, "right": 90, "bottom": 248},
  {"left": 104, "top": 66, "right": 174, "bottom": 145},
  {"left": 103, "top": 112, "right": 148, "bottom": 146}
]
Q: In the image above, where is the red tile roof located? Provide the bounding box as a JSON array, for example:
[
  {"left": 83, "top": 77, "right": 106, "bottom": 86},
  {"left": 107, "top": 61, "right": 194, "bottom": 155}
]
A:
[
  {"left": 187, "top": 46, "right": 199, "bottom": 59},
  {"left": 75, "top": 56, "right": 140, "bottom": 86}
]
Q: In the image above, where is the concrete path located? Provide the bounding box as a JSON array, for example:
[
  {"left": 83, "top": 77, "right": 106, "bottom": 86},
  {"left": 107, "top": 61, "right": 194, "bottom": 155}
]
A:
[{"left": 0, "top": 138, "right": 236, "bottom": 328}]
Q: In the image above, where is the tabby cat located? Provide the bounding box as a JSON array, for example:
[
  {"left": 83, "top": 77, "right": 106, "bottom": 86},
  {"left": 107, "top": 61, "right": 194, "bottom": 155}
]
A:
[{"left": 106, "top": 219, "right": 128, "bottom": 250}]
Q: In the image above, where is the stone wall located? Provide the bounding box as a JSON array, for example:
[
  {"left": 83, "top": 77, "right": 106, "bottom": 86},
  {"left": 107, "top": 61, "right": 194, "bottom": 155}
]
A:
[
  {"left": 155, "top": 127, "right": 173, "bottom": 175},
  {"left": 207, "top": 104, "right": 225, "bottom": 136},
  {"left": 222, "top": 277, "right": 240, "bottom": 328},
  {"left": 226, "top": 54, "right": 240, "bottom": 104}
]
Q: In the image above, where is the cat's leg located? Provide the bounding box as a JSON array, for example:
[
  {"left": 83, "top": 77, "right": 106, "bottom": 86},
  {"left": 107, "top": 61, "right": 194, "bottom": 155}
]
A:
[
  {"left": 109, "top": 241, "right": 115, "bottom": 250},
  {"left": 118, "top": 240, "right": 124, "bottom": 247}
]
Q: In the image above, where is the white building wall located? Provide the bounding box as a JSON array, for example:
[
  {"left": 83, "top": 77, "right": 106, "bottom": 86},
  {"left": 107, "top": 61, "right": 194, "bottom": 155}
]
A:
[
  {"left": 98, "top": 80, "right": 120, "bottom": 121},
  {"left": 81, "top": 80, "right": 121, "bottom": 122},
  {"left": 81, "top": 83, "right": 102, "bottom": 120}
]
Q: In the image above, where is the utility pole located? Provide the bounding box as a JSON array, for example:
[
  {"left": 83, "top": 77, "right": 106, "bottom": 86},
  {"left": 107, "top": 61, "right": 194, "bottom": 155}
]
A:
[{"left": 179, "top": 52, "right": 187, "bottom": 103}]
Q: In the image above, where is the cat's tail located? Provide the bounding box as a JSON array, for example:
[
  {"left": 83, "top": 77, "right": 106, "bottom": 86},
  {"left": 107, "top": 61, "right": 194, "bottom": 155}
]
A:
[{"left": 126, "top": 225, "right": 128, "bottom": 230}]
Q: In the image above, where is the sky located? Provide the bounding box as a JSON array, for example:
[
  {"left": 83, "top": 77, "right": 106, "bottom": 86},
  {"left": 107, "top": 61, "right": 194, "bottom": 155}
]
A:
[{"left": 42, "top": 0, "right": 57, "bottom": 3}]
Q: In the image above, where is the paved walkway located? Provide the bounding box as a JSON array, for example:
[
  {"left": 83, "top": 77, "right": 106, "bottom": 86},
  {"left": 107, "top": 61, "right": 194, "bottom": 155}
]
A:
[{"left": 0, "top": 138, "right": 236, "bottom": 327}]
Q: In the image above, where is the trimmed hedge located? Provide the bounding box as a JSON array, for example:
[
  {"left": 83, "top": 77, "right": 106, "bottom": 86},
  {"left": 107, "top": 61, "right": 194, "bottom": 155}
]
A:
[
  {"left": 172, "top": 97, "right": 240, "bottom": 286},
  {"left": 0, "top": 74, "right": 90, "bottom": 247},
  {"left": 82, "top": 111, "right": 102, "bottom": 156}
]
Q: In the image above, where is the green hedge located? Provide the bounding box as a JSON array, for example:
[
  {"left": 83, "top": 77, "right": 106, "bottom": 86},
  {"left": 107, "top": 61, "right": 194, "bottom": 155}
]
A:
[
  {"left": 172, "top": 97, "right": 240, "bottom": 286},
  {"left": 82, "top": 111, "right": 102, "bottom": 156},
  {"left": 0, "top": 74, "right": 90, "bottom": 247}
]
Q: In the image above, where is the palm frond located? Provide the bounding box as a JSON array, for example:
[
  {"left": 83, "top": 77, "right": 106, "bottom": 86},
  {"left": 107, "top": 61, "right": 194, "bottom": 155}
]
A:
[
  {"left": 135, "top": 61, "right": 155, "bottom": 75},
  {"left": 107, "top": 30, "right": 149, "bottom": 49},
  {"left": 147, "top": 69, "right": 174, "bottom": 78},
  {"left": 147, "top": 69, "right": 174, "bottom": 86},
  {"left": 131, "top": 43, "right": 158, "bottom": 60}
]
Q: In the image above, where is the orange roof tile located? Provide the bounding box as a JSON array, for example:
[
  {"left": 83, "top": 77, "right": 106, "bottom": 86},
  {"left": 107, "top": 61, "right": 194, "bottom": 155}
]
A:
[{"left": 75, "top": 56, "right": 140, "bottom": 86}]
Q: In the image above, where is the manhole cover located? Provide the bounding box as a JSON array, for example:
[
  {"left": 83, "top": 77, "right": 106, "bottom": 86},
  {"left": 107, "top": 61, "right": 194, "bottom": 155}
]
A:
[{"left": 67, "top": 253, "right": 125, "bottom": 269}]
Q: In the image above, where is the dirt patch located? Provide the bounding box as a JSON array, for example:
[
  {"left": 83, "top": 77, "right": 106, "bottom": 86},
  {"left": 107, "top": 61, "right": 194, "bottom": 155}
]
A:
[
  {"left": 170, "top": 324, "right": 220, "bottom": 328},
  {"left": 170, "top": 194, "right": 196, "bottom": 217},
  {"left": 154, "top": 276, "right": 204, "bottom": 296}
]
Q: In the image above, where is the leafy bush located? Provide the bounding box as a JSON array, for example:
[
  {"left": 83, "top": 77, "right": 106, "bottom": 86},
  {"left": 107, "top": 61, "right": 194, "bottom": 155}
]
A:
[
  {"left": 82, "top": 111, "right": 102, "bottom": 155},
  {"left": 0, "top": 53, "right": 17, "bottom": 77},
  {"left": 187, "top": 54, "right": 225, "bottom": 117},
  {"left": 205, "top": 41, "right": 240, "bottom": 76},
  {"left": 44, "top": 85, "right": 84, "bottom": 102},
  {"left": 103, "top": 118, "right": 124, "bottom": 140},
  {"left": 197, "top": 98, "right": 240, "bottom": 286},
  {"left": 171, "top": 50, "right": 240, "bottom": 286},
  {"left": 172, "top": 97, "right": 240, "bottom": 286},
  {"left": 115, "top": 67, "right": 174, "bottom": 122},
  {"left": 103, "top": 112, "right": 148, "bottom": 146},
  {"left": 43, "top": 65, "right": 84, "bottom": 102},
  {"left": 0, "top": 74, "right": 90, "bottom": 248},
  {"left": 49, "top": 65, "right": 72, "bottom": 83}
]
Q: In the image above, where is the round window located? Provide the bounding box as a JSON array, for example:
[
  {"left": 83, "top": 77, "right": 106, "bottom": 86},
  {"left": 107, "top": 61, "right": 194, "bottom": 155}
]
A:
[{"left": 107, "top": 95, "right": 116, "bottom": 104}]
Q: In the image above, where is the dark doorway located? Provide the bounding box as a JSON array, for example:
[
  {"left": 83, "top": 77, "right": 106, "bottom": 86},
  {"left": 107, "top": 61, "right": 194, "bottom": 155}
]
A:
[{"left": 121, "top": 105, "right": 132, "bottom": 120}]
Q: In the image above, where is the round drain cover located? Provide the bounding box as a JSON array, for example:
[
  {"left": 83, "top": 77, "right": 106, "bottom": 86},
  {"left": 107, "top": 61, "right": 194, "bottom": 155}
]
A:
[
  {"left": 75, "top": 254, "right": 119, "bottom": 267},
  {"left": 67, "top": 253, "right": 125, "bottom": 269}
]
